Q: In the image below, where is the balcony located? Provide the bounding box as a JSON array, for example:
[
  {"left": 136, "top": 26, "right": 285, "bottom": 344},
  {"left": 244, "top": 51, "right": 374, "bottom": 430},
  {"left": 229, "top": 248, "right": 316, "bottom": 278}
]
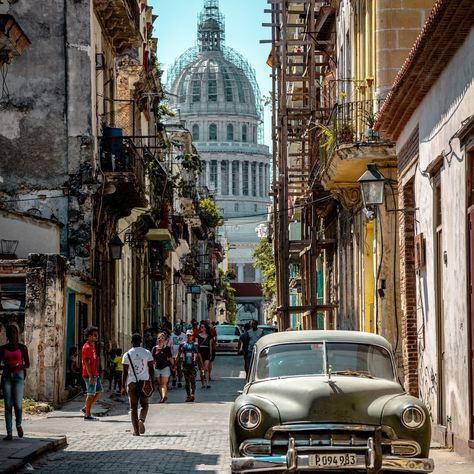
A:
[
  {"left": 316, "top": 99, "right": 396, "bottom": 209},
  {"left": 94, "top": 0, "right": 142, "bottom": 52},
  {"left": 99, "top": 134, "right": 147, "bottom": 217}
]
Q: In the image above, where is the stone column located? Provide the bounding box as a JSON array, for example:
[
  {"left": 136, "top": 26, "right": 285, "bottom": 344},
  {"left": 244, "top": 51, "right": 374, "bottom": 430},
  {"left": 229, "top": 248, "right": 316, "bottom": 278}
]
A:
[{"left": 237, "top": 264, "right": 244, "bottom": 283}]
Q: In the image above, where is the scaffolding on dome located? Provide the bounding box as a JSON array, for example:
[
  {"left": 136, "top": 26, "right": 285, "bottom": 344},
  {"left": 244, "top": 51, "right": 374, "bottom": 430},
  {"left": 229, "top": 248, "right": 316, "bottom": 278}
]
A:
[
  {"left": 165, "top": 45, "right": 265, "bottom": 144},
  {"left": 198, "top": 0, "right": 225, "bottom": 52}
]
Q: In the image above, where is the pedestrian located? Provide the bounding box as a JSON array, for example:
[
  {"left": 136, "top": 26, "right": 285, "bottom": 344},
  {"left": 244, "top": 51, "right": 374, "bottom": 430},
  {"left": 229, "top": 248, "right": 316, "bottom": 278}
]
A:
[
  {"left": 0, "top": 325, "right": 30, "bottom": 440},
  {"left": 197, "top": 322, "right": 213, "bottom": 389},
  {"left": 152, "top": 332, "right": 173, "bottom": 403},
  {"left": 177, "top": 330, "right": 199, "bottom": 402},
  {"left": 113, "top": 348, "right": 123, "bottom": 392},
  {"left": 238, "top": 322, "right": 251, "bottom": 376},
  {"left": 247, "top": 320, "right": 263, "bottom": 362},
  {"left": 106, "top": 348, "right": 116, "bottom": 391},
  {"left": 121, "top": 334, "right": 154, "bottom": 436},
  {"left": 161, "top": 316, "right": 172, "bottom": 332},
  {"left": 192, "top": 320, "right": 199, "bottom": 341},
  {"left": 66, "top": 346, "right": 86, "bottom": 393},
  {"left": 170, "top": 324, "right": 186, "bottom": 389},
  {"left": 206, "top": 321, "right": 217, "bottom": 382},
  {"left": 81, "top": 326, "right": 102, "bottom": 421}
]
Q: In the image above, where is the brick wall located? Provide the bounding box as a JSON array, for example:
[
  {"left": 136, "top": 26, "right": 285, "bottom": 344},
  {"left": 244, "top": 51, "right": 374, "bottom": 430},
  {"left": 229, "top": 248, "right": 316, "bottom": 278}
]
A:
[{"left": 398, "top": 178, "right": 419, "bottom": 396}]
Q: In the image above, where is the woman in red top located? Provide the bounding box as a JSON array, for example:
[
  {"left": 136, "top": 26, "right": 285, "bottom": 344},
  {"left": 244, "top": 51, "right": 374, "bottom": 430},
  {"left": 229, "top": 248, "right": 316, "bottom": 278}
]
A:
[
  {"left": 152, "top": 332, "right": 173, "bottom": 403},
  {"left": 0, "top": 325, "right": 30, "bottom": 440}
]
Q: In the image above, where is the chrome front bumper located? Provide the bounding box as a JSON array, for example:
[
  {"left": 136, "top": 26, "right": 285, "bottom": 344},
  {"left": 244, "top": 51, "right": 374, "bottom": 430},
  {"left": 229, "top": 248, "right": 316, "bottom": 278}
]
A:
[{"left": 231, "top": 437, "right": 434, "bottom": 473}]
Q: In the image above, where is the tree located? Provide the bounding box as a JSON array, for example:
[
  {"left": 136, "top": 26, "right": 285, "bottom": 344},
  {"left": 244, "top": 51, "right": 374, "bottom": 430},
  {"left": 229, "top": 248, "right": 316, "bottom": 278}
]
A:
[
  {"left": 199, "top": 198, "right": 221, "bottom": 229},
  {"left": 252, "top": 237, "right": 276, "bottom": 300}
]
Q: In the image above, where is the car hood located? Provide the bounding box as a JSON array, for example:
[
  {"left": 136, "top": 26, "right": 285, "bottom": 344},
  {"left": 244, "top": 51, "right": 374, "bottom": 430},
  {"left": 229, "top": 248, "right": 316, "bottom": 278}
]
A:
[{"left": 247, "top": 376, "right": 404, "bottom": 425}]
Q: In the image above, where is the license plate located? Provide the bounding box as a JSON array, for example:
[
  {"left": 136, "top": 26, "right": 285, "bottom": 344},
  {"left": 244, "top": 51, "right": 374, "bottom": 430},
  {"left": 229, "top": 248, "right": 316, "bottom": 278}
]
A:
[{"left": 309, "top": 453, "right": 357, "bottom": 468}]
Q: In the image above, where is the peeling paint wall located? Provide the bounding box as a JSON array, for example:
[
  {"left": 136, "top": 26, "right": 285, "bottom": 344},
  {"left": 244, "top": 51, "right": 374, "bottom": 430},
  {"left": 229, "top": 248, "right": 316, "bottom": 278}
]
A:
[{"left": 24, "top": 254, "right": 67, "bottom": 406}]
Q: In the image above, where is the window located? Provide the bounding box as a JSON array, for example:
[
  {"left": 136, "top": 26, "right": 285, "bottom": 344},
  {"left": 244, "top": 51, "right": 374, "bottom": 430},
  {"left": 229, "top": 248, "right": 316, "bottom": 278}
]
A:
[
  {"left": 221, "top": 161, "right": 229, "bottom": 195},
  {"left": 227, "top": 124, "right": 234, "bottom": 141},
  {"left": 209, "top": 123, "right": 217, "bottom": 141},
  {"left": 234, "top": 203, "right": 239, "bottom": 213},
  {"left": 259, "top": 163, "right": 264, "bottom": 197},
  {"left": 208, "top": 72, "right": 217, "bottom": 102},
  {"left": 224, "top": 70, "right": 233, "bottom": 102},
  {"left": 242, "top": 125, "right": 248, "bottom": 142},
  {"left": 192, "top": 78, "right": 201, "bottom": 103},
  {"left": 253, "top": 126, "right": 257, "bottom": 143},
  {"left": 232, "top": 161, "right": 239, "bottom": 195},
  {"left": 210, "top": 160, "right": 218, "bottom": 190},
  {"left": 192, "top": 124, "right": 199, "bottom": 142},
  {"left": 242, "top": 161, "right": 249, "bottom": 196},
  {"left": 200, "top": 161, "right": 207, "bottom": 186},
  {"left": 0, "top": 277, "right": 26, "bottom": 311},
  {"left": 251, "top": 162, "right": 257, "bottom": 196},
  {"left": 254, "top": 204, "right": 258, "bottom": 212},
  {"left": 237, "top": 73, "right": 246, "bottom": 103}
]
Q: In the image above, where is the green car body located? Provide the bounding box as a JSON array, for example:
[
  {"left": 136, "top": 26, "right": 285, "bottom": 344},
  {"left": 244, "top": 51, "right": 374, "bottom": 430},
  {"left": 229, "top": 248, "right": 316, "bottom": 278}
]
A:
[{"left": 230, "top": 330, "right": 434, "bottom": 473}]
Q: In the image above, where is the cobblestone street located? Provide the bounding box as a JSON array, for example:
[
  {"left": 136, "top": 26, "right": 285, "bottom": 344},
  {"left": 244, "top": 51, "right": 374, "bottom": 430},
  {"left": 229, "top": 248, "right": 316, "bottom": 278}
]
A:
[
  {"left": 11, "top": 354, "right": 474, "bottom": 474},
  {"left": 20, "top": 354, "right": 244, "bottom": 474}
]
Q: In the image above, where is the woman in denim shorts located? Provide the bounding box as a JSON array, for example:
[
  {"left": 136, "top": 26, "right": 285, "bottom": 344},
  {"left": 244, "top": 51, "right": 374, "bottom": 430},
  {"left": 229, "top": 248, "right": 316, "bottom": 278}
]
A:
[{"left": 152, "top": 332, "right": 173, "bottom": 403}]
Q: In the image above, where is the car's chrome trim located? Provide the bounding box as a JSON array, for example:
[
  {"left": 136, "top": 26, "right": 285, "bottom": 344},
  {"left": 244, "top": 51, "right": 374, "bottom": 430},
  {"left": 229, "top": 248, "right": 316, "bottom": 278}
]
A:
[
  {"left": 391, "top": 440, "right": 422, "bottom": 457},
  {"left": 264, "top": 423, "right": 377, "bottom": 439}
]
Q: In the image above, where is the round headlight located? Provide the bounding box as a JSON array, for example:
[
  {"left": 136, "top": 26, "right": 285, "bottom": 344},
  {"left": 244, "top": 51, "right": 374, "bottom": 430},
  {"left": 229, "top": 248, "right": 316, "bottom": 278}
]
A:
[
  {"left": 401, "top": 406, "right": 426, "bottom": 429},
  {"left": 237, "top": 405, "right": 262, "bottom": 431}
]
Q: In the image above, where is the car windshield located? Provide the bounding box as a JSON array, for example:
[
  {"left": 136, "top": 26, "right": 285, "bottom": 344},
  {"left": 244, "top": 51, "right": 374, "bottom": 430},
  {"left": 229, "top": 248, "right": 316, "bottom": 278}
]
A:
[
  {"left": 216, "top": 326, "right": 240, "bottom": 336},
  {"left": 255, "top": 342, "right": 395, "bottom": 381},
  {"left": 259, "top": 326, "right": 277, "bottom": 335}
]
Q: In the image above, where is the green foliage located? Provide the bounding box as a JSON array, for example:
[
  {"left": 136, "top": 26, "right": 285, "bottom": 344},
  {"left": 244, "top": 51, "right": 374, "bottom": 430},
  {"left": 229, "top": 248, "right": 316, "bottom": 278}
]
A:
[
  {"left": 199, "top": 199, "right": 221, "bottom": 229},
  {"left": 176, "top": 152, "right": 203, "bottom": 173},
  {"left": 223, "top": 282, "right": 237, "bottom": 324},
  {"left": 159, "top": 104, "right": 176, "bottom": 117},
  {"left": 252, "top": 237, "right": 276, "bottom": 300}
]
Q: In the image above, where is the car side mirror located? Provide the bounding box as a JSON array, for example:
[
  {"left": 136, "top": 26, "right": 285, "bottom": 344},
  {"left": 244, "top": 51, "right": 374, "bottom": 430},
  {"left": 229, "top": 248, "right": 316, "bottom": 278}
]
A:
[{"left": 237, "top": 390, "right": 243, "bottom": 395}]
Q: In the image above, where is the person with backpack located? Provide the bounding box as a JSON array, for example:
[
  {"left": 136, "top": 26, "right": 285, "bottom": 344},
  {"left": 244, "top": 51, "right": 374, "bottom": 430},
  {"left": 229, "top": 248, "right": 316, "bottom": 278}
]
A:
[{"left": 177, "top": 330, "right": 199, "bottom": 402}]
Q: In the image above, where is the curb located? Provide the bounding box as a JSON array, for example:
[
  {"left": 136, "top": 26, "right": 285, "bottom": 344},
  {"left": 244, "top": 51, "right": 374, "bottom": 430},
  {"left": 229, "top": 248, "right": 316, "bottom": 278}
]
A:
[{"left": 0, "top": 435, "right": 67, "bottom": 474}]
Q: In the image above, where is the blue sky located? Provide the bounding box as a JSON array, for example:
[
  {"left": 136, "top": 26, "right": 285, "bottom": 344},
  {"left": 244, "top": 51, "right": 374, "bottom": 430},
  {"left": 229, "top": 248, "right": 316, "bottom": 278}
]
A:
[{"left": 150, "top": 0, "right": 273, "bottom": 145}]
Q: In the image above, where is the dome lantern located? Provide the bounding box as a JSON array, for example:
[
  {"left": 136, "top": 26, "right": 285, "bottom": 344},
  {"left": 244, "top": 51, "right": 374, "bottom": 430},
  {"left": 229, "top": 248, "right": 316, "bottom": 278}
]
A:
[{"left": 198, "top": 0, "right": 225, "bottom": 52}]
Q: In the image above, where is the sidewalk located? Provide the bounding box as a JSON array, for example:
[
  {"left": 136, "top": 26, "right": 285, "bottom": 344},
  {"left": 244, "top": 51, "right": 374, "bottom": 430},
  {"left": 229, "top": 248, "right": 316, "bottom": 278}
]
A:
[
  {"left": 0, "top": 393, "right": 113, "bottom": 473},
  {"left": 0, "top": 433, "right": 67, "bottom": 474}
]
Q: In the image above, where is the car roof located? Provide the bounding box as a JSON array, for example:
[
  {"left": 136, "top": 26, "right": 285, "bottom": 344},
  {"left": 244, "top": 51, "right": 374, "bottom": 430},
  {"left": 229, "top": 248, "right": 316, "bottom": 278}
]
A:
[{"left": 255, "top": 330, "right": 393, "bottom": 351}]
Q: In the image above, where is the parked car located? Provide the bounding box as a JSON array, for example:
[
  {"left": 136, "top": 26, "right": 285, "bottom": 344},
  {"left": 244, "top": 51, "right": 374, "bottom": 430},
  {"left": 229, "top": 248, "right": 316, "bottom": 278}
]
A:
[
  {"left": 216, "top": 324, "right": 241, "bottom": 353},
  {"left": 230, "top": 330, "right": 434, "bottom": 473},
  {"left": 258, "top": 324, "right": 278, "bottom": 336}
]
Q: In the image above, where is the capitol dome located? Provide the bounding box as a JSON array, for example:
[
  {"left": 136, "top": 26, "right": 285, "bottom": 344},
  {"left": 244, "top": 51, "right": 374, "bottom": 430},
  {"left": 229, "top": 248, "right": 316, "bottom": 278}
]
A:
[{"left": 167, "top": 0, "right": 270, "bottom": 220}]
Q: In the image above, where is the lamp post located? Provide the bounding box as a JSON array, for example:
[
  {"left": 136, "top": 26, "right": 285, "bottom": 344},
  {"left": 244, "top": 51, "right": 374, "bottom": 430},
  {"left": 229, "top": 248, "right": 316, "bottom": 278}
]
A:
[
  {"left": 108, "top": 233, "right": 124, "bottom": 260},
  {"left": 358, "top": 163, "right": 385, "bottom": 220}
]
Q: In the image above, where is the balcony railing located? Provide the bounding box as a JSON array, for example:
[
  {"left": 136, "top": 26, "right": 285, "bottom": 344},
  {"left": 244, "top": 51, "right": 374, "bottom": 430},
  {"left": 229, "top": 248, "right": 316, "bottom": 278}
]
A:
[
  {"left": 317, "top": 98, "right": 386, "bottom": 174},
  {"left": 99, "top": 136, "right": 144, "bottom": 178}
]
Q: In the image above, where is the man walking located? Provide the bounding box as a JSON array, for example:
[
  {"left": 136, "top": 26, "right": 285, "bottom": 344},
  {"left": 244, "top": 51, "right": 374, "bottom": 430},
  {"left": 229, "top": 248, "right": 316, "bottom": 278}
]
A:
[
  {"left": 121, "top": 334, "right": 154, "bottom": 436},
  {"left": 170, "top": 324, "right": 186, "bottom": 388},
  {"left": 177, "top": 330, "right": 199, "bottom": 402},
  {"left": 81, "top": 326, "right": 102, "bottom": 421},
  {"left": 238, "top": 322, "right": 251, "bottom": 376}
]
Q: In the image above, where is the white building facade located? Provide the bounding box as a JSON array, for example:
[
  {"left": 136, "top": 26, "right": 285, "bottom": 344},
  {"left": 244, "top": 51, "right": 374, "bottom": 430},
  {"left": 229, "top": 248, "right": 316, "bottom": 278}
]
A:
[{"left": 168, "top": 0, "right": 271, "bottom": 323}]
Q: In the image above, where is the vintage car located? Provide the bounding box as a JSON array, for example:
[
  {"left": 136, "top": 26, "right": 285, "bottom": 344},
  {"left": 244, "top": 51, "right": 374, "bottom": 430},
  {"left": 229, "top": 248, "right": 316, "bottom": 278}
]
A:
[{"left": 230, "top": 330, "right": 434, "bottom": 473}]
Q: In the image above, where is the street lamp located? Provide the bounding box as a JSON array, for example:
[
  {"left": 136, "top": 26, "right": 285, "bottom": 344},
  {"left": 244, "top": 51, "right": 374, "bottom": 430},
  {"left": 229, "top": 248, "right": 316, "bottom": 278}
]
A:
[
  {"left": 358, "top": 163, "right": 385, "bottom": 220},
  {"left": 108, "top": 234, "right": 124, "bottom": 260}
]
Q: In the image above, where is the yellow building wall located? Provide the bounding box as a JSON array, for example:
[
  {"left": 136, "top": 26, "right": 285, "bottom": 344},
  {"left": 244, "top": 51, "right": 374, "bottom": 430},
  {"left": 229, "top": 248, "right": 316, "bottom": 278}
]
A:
[{"left": 364, "top": 221, "right": 375, "bottom": 333}]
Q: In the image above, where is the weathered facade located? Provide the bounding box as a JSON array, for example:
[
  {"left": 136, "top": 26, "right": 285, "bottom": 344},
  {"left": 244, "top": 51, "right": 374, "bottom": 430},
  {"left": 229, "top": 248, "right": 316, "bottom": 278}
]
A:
[
  {"left": 377, "top": 0, "right": 474, "bottom": 458},
  {"left": 266, "top": 0, "right": 432, "bottom": 354},
  {"left": 0, "top": 0, "right": 196, "bottom": 403}
]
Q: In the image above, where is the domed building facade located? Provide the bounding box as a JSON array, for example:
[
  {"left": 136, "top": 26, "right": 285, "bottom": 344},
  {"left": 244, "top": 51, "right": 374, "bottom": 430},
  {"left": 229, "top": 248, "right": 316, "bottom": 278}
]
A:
[{"left": 168, "top": 0, "right": 271, "bottom": 323}]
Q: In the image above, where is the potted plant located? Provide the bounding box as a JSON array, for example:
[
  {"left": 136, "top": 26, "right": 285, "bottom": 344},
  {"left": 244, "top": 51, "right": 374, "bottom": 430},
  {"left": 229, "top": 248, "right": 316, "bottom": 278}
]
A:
[
  {"left": 338, "top": 122, "right": 354, "bottom": 143},
  {"left": 362, "top": 109, "right": 379, "bottom": 141}
]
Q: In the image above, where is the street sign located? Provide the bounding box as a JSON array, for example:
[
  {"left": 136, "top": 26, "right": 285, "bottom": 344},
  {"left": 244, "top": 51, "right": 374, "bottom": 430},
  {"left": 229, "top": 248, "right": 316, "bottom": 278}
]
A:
[{"left": 187, "top": 285, "right": 201, "bottom": 294}]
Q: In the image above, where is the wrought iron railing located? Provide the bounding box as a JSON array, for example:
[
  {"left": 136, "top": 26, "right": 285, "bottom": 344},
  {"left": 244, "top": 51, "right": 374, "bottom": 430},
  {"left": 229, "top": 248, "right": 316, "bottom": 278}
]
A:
[
  {"left": 317, "top": 98, "right": 385, "bottom": 175},
  {"left": 99, "top": 136, "right": 145, "bottom": 185}
]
